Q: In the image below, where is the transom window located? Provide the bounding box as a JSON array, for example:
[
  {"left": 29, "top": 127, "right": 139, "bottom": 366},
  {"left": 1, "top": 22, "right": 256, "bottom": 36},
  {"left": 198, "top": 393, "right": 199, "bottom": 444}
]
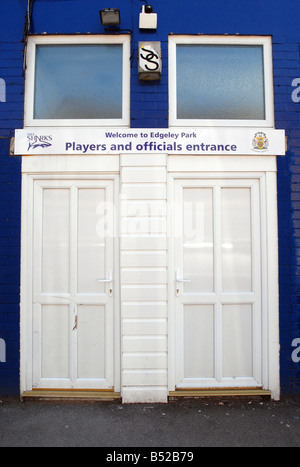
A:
[
  {"left": 169, "top": 36, "right": 274, "bottom": 127},
  {"left": 24, "top": 35, "right": 130, "bottom": 127}
]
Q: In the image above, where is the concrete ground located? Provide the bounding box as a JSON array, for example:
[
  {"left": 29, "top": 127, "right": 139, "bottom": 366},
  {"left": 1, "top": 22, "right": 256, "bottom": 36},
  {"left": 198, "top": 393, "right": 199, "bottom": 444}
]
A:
[{"left": 0, "top": 396, "right": 299, "bottom": 448}]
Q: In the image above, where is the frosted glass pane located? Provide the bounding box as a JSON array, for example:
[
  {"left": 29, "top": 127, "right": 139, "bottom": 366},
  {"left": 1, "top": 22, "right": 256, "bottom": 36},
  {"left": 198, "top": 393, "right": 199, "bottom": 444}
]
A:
[
  {"left": 222, "top": 304, "right": 253, "bottom": 378},
  {"left": 77, "top": 189, "right": 106, "bottom": 294},
  {"left": 177, "top": 45, "right": 265, "bottom": 120},
  {"left": 183, "top": 188, "right": 214, "bottom": 293},
  {"left": 221, "top": 188, "right": 252, "bottom": 292},
  {"left": 42, "top": 189, "right": 70, "bottom": 293},
  {"left": 41, "top": 305, "right": 70, "bottom": 378},
  {"left": 184, "top": 305, "right": 214, "bottom": 378},
  {"left": 34, "top": 45, "right": 123, "bottom": 119}
]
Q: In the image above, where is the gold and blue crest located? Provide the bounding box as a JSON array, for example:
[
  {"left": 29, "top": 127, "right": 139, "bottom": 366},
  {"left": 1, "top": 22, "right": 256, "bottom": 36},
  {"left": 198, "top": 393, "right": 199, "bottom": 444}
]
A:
[{"left": 252, "top": 132, "right": 269, "bottom": 151}]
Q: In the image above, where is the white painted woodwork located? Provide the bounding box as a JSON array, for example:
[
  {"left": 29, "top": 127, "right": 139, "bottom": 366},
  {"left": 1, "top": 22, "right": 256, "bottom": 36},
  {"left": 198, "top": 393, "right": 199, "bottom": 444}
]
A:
[
  {"left": 172, "top": 177, "right": 262, "bottom": 388},
  {"left": 22, "top": 173, "right": 119, "bottom": 390},
  {"left": 168, "top": 163, "right": 280, "bottom": 399},
  {"left": 20, "top": 154, "right": 280, "bottom": 402},
  {"left": 120, "top": 154, "right": 168, "bottom": 403}
]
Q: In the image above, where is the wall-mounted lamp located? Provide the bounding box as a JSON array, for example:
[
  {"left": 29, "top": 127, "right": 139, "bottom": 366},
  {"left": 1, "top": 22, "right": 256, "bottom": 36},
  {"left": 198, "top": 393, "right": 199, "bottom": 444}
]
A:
[
  {"left": 139, "top": 5, "right": 157, "bottom": 30},
  {"left": 100, "top": 8, "right": 121, "bottom": 26},
  {"left": 144, "top": 5, "right": 154, "bottom": 14}
]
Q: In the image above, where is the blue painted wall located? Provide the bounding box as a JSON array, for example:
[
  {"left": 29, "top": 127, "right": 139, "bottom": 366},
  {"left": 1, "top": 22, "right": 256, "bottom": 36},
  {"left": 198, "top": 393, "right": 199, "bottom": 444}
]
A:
[
  {"left": 0, "top": 0, "right": 299, "bottom": 395},
  {"left": 0, "top": 0, "right": 25, "bottom": 395}
]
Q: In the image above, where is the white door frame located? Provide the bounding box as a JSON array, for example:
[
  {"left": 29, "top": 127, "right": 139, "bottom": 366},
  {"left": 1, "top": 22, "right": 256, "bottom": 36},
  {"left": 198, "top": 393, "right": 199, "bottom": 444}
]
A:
[
  {"left": 167, "top": 156, "right": 280, "bottom": 400},
  {"left": 20, "top": 156, "right": 120, "bottom": 394}
]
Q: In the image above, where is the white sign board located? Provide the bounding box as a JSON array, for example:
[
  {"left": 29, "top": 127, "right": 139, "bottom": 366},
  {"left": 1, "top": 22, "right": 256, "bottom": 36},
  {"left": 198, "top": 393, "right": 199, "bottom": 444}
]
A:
[{"left": 14, "top": 128, "right": 286, "bottom": 156}]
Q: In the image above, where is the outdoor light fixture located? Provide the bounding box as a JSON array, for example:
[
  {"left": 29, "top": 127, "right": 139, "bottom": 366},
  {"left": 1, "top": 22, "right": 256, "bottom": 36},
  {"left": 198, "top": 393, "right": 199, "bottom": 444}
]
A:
[
  {"left": 139, "top": 5, "right": 157, "bottom": 29},
  {"left": 144, "top": 5, "right": 154, "bottom": 13},
  {"left": 100, "top": 8, "right": 121, "bottom": 26}
]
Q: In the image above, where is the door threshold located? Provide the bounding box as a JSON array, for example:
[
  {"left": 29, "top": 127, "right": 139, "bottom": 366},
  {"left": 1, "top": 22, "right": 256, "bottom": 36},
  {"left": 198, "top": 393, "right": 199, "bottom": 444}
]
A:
[
  {"left": 21, "top": 389, "right": 121, "bottom": 402},
  {"left": 169, "top": 388, "right": 272, "bottom": 398}
]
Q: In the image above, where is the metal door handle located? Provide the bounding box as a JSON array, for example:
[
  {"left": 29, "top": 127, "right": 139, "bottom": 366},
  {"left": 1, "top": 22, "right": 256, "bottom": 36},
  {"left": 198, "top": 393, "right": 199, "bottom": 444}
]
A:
[{"left": 175, "top": 270, "right": 191, "bottom": 283}]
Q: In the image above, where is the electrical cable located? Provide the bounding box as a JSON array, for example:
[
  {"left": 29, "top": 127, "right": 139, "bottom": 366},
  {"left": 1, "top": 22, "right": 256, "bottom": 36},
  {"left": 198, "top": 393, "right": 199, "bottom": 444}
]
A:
[{"left": 23, "top": 0, "right": 34, "bottom": 76}]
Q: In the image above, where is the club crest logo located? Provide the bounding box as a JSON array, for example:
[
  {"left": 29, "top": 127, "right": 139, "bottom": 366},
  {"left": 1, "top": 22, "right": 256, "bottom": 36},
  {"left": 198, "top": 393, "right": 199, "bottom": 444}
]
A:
[
  {"left": 139, "top": 45, "right": 160, "bottom": 71},
  {"left": 27, "top": 133, "right": 53, "bottom": 151},
  {"left": 252, "top": 132, "right": 269, "bottom": 152}
]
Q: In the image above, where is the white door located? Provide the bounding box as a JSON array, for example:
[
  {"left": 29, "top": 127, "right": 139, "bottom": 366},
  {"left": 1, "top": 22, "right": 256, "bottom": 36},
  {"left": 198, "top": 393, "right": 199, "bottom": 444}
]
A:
[
  {"left": 173, "top": 177, "right": 262, "bottom": 389},
  {"left": 31, "top": 178, "right": 118, "bottom": 390}
]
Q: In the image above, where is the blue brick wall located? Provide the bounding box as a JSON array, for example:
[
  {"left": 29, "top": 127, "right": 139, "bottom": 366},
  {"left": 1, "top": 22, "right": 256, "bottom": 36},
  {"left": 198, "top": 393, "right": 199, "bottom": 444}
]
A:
[
  {"left": 272, "top": 36, "right": 300, "bottom": 395},
  {"left": 0, "top": 76, "right": 23, "bottom": 394},
  {"left": 0, "top": 0, "right": 26, "bottom": 395},
  {"left": 0, "top": 0, "right": 300, "bottom": 396}
]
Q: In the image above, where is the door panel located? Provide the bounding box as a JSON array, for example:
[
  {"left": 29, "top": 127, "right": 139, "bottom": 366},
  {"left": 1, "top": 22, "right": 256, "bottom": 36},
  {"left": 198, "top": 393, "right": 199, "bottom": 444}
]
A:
[
  {"left": 222, "top": 304, "right": 253, "bottom": 378},
  {"left": 77, "top": 188, "right": 106, "bottom": 294},
  {"left": 42, "top": 188, "right": 70, "bottom": 293},
  {"left": 183, "top": 305, "right": 214, "bottom": 379},
  {"left": 40, "top": 304, "right": 70, "bottom": 379},
  {"left": 32, "top": 178, "right": 117, "bottom": 390},
  {"left": 77, "top": 305, "right": 106, "bottom": 379},
  {"left": 174, "top": 178, "right": 262, "bottom": 389},
  {"left": 183, "top": 187, "right": 214, "bottom": 293},
  {"left": 221, "top": 188, "right": 252, "bottom": 293}
]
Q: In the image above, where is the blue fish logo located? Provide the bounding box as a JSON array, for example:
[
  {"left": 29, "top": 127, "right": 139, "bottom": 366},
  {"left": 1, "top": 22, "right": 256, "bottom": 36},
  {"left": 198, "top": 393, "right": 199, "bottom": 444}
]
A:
[
  {"left": 28, "top": 141, "right": 52, "bottom": 151},
  {"left": 27, "top": 133, "right": 53, "bottom": 151}
]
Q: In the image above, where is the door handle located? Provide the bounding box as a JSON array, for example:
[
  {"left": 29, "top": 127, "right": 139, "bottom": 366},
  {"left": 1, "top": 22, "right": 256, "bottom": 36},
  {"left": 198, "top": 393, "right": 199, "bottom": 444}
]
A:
[
  {"left": 97, "top": 272, "right": 113, "bottom": 296},
  {"left": 96, "top": 272, "right": 113, "bottom": 283},
  {"left": 175, "top": 270, "right": 191, "bottom": 283}
]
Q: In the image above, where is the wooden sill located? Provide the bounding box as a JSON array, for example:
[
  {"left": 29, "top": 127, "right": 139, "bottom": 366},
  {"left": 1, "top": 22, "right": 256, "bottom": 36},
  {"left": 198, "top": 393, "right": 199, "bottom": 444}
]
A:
[{"left": 21, "top": 389, "right": 121, "bottom": 401}]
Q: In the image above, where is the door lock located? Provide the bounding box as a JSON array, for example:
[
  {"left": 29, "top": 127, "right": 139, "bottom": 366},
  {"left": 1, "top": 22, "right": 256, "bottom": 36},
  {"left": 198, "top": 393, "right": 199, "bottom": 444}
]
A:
[
  {"left": 96, "top": 272, "right": 113, "bottom": 296},
  {"left": 175, "top": 270, "right": 191, "bottom": 296}
]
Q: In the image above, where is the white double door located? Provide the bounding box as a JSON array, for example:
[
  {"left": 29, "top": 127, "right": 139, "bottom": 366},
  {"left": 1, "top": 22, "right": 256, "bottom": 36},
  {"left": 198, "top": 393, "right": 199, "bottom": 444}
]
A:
[
  {"left": 31, "top": 177, "right": 118, "bottom": 390},
  {"left": 173, "top": 177, "right": 264, "bottom": 389},
  {"left": 28, "top": 173, "right": 270, "bottom": 392}
]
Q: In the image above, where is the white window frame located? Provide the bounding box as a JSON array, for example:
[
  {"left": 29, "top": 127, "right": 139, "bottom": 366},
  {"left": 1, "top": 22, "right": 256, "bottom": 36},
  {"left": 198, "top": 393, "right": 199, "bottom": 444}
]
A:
[
  {"left": 169, "top": 35, "right": 275, "bottom": 128},
  {"left": 24, "top": 35, "right": 131, "bottom": 127}
]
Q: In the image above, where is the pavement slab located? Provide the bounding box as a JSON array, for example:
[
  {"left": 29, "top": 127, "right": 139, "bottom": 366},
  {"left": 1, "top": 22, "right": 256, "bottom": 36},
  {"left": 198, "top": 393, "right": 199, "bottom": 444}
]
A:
[{"left": 0, "top": 397, "right": 299, "bottom": 448}]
